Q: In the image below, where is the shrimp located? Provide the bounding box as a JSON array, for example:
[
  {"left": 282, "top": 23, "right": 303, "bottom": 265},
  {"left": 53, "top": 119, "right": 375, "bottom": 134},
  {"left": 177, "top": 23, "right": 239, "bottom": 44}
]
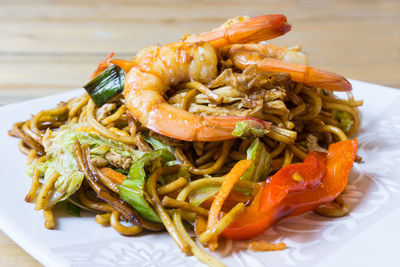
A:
[
  {"left": 228, "top": 43, "right": 352, "bottom": 91},
  {"left": 120, "top": 14, "right": 351, "bottom": 142},
  {"left": 122, "top": 15, "right": 290, "bottom": 141}
]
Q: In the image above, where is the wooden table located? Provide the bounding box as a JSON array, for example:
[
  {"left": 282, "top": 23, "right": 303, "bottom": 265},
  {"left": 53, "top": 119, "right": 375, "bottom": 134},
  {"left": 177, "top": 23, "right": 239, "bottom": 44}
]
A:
[{"left": 0, "top": 0, "right": 399, "bottom": 266}]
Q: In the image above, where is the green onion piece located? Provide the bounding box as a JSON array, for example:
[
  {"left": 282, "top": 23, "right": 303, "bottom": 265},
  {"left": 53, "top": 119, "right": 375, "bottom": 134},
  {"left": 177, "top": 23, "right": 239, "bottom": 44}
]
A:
[{"left": 83, "top": 65, "right": 125, "bottom": 106}]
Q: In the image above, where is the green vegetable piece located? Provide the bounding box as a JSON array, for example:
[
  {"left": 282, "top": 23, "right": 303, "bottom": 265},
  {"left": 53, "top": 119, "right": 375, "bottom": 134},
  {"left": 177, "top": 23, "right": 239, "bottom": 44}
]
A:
[
  {"left": 336, "top": 111, "right": 354, "bottom": 132},
  {"left": 232, "top": 121, "right": 268, "bottom": 139},
  {"left": 118, "top": 149, "right": 174, "bottom": 223},
  {"left": 240, "top": 138, "right": 272, "bottom": 182},
  {"left": 143, "top": 134, "right": 175, "bottom": 154},
  {"left": 189, "top": 186, "right": 220, "bottom": 206},
  {"left": 66, "top": 201, "right": 81, "bottom": 217},
  {"left": 31, "top": 123, "right": 144, "bottom": 208},
  {"left": 83, "top": 65, "right": 125, "bottom": 107},
  {"left": 55, "top": 200, "right": 81, "bottom": 217},
  {"left": 119, "top": 182, "right": 161, "bottom": 223},
  {"left": 189, "top": 184, "right": 254, "bottom": 206}
]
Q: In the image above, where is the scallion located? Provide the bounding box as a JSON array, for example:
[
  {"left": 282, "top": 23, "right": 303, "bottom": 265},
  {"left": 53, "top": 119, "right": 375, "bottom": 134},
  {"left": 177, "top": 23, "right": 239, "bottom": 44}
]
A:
[{"left": 83, "top": 65, "right": 125, "bottom": 106}]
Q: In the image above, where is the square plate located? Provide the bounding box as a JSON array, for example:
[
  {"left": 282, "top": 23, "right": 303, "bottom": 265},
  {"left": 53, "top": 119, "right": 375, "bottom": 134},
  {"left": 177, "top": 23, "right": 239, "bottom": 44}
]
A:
[{"left": 1, "top": 80, "right": 399, "bottom": 267}]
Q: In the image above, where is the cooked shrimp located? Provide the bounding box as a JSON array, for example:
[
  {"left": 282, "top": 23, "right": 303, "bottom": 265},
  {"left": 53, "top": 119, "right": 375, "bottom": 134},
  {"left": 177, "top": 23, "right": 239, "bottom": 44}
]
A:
[
  {"left": 122, "top": 15, "right": 289, "bottom": 141},
  {"left": 185, "top": 14, "right": 291, "bottom": 48},
  {"left": 228, "top": 43, "right": 352, "bottom": 91}
]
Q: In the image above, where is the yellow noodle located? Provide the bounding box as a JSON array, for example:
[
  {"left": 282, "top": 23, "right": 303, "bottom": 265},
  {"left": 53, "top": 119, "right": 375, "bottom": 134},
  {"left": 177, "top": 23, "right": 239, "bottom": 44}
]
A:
[
  {"left": 194, "top": 148, "right": 218, "bottom": 166},
  {"left": 69, "top": 116, "right": 78, "bottom": 124},
  {"left": 295, "top": 88, "right": 322, "bottom": 120},
  {"left": 171, "top": 177, "right": 256, "bottom": 266},
  {"left": 157, "top": 177, "right": 188, "bottom": 195},
  {"left": 146, "top": 166, "right": 189, "bottom": 252},
  {"left": 135, "top": 134, "right": 152, "bottom": 152},
  {"left": 294, "top": 82, "right": 303, "bottom": 94},
  {"left": 238, "top": 139, "right": 252, "bottom": 153},
  {"left": 161, "top": 196, "right": 209, "bottom": 216},
  {"left": 320, "top": 94, "right": 363, "bottom": 107},
  {"left": 204, "top": 141, "right": 221, "bottom": 152},
  {"left": 174, "top": 208, "right": 225, "bottom": 267},
  {"left": 259, "top": 113, "right": 282, "bottom": 125},
  {"left": 86, "top": 100, "right": 136, "bottom": 145},
  {"left": 95, "top": 213, "right": 111, "bottom": 226},
  {"left": 25, "top": 156, "right": 46, "bottom": 202},
  {"left": 35, "top": 171, "right": 60, "bottom": 210},
  {"left": 229, "top": 150, "right": 246, "bottom": 161},
  {"left": 110, "top": 210, "right": 143, "bottom": 235},
  {"left": 78, "top": 105, "right": 87, "bottom": 122},
  {"left": 314, "top": 194, "right": 350, "bottom": 217},
  {"left": 180, "top": 89, "right": 199, "bottom": 110},
  {"left": 18, "top": 140, "right": 31, "bottom": 155},
  {"left": 101, "top": 105, "right": 126, "bottom": 125},
  {"left": 95, "top": 168, "right": 119, "bottom": 193},
  {"left": 283, "top": 119, "right": 295, "bottom": 130},
  {"left": 172, "top": 179, "right": 250, "bottom": 266},
  {"left": 69, "top": 93, "right": 89, "bottom": 117},
  {"left": 307, "top": 125, "right": 348, "bottom": 141},
  {"left": 198, "top": 202, "right": 245, "bottom": 245},
  {"left": 180, "top": 81, "right": 223, "bottom": 104},
  {"left": 77, "top": 187, "right": 114, "bottom": 213},
  {"left": 175, "top": 140, "right": 234, "bottom": 175},
  {"left": 166, "top": 209, "right": 196, "bottom": 224},
  {"left": 109, "top": 127, "right": 130, "bottom": 136},
  {"left": 282, "top": 148, "right": 293, "bottom": 167},
  {"left": 193, "top": 141, "right": 205, "bottom": 156},
  {"left": 290, "top": 103, "right": 306, "bottom": 117},
  {"left": 43, "top": 209, "right": 55, "bottom": 230},
  {"left": 197, "top": 162, "right": 215, "bottom": 169},
  {"left": 26, "top": 149, "right": 37, "bottom": 165},
  {"left": 323, "top": 101, "right": 360, "bottom": 136},
  {"left": 266, "top": 125, "right": 297, "bottom": 144},
  {"left": 319, "top": 115, "right": 340, "bottom": 126},
  {"left": 289, "top": 145, "right": 307, "bottom": 160},
  {"left": 31, "top": 103, "right": 68, "bottom": 137},
  {"left": 23, "top": 121, "right": 42, "bottom": 144},
  {"left": 271, "top": 157, "right": 284, "bottom": 171},
  {"left": 270, "top": 143, "right": 286, "bottom": 158}
]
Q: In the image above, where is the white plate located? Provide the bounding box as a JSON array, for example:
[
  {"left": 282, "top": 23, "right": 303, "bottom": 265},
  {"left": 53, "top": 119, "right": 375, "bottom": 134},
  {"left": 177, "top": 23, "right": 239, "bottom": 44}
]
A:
[{"left": 1, "top": 80, "right": 400, "bottom": 267}]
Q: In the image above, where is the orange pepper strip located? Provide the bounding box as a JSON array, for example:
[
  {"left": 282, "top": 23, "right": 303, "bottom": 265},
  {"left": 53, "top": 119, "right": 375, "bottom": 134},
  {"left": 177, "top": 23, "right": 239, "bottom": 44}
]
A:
[
  {"left": 206, "top": 159, "right": 253, "bottom": 251},
  {"left": 222, "top": 139, "right": 357, "bottom": 240},
  {"left": 100, "top": 167, "right": 126, "bottom": 185}
]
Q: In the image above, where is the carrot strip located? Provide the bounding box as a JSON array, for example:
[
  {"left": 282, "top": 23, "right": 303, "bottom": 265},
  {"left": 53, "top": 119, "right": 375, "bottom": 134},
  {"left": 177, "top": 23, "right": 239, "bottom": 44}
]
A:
[
  {"left": 195, "top": 214, "right": 208, "bottom": 237},
  {"left": 206, "top": 159, "right": 253, "bottom": 251},
  {"left": 90, "top": 52, "right": 114, "bottom": 79},
  {"left": 100, "top": 167, "right": 126, "bottom": 185},
  {"left": 246, "top": 241, "right": 287, "bottom": 251},
  {"left": 201, "top": 190, "right": 253, "bottom": 212}
]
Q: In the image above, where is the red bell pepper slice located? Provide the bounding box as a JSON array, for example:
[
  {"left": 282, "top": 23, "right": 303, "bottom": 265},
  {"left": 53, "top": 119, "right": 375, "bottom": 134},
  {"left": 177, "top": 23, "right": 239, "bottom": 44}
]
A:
[{"left": 222, "top": 139, "right": 358, "bottom": 240}]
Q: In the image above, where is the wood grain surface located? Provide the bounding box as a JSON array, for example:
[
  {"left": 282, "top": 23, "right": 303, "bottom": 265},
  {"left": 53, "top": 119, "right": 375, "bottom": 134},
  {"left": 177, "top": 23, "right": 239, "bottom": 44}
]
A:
[{"left": 0, "top": 0, "right": 399, "bottom": 266}]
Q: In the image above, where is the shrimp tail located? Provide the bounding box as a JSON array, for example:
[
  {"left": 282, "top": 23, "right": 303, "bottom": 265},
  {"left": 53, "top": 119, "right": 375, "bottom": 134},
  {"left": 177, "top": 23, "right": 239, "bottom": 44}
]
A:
[
  {"left": 110, "top": 59, "right": 137, "bottom": 73},
  {"left": 137, "top": 102, "right": 270, "bottom": 142},
  {"left": 185, "top": 15, "right": 291, "bottom": 48},
  {"left": 257, "top": 57, "right": 352, "bottom": 91}
]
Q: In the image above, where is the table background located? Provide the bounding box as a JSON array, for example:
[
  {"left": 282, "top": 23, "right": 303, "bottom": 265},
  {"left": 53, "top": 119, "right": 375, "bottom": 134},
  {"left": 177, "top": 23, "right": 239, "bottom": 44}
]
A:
[{"left": 0, "top": 0, "right": 399, "bottom": 266}]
